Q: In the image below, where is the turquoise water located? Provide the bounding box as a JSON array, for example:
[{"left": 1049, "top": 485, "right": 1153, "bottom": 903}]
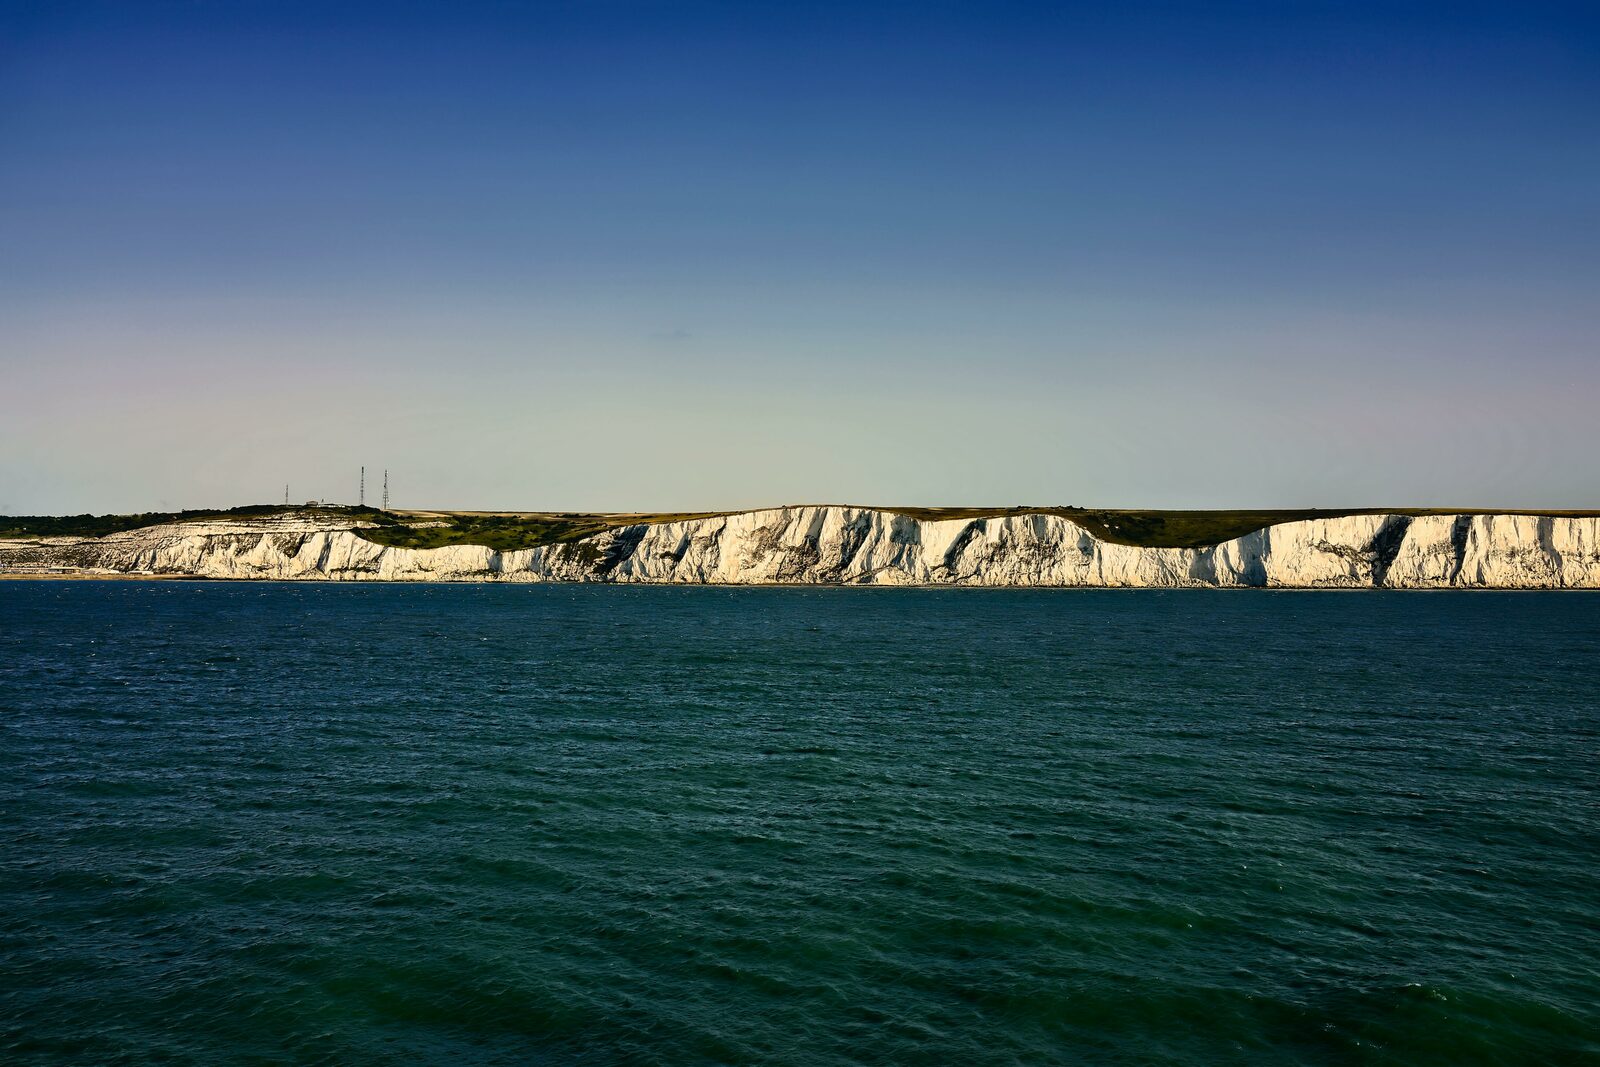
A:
[{"left": 2, "top": 583, "right": 1597, "bottom": 1065}]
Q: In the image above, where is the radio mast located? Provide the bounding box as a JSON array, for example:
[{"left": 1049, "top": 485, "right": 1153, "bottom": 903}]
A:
[
  {"left": 382, "top": 470, "right": 390, "bottom": 512},
  {"left": 360, "top": 467, "right": 365, "bottom": 507}
]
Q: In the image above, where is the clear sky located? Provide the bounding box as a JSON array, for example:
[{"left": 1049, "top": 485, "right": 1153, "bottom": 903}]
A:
[{"left": 2, "top": 1, "right": 1596, "bottom": 514}]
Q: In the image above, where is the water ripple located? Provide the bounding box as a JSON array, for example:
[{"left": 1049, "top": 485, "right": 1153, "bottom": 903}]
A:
[{"left": 2, "top": 583, "right": 1598, "bottom": 1064}]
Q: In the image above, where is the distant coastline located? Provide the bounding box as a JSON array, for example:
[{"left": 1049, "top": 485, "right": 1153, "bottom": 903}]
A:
[{"left": 3, "top": 505, "right": 1598, "bottom": 588}]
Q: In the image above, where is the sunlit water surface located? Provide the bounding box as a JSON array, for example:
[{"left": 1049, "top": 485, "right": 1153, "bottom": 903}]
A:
[{"left": 2, "top": 583, "right": 1597, "bottom": 1064}]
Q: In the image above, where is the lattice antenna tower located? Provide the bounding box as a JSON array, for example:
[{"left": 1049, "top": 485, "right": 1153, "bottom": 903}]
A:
[
  {"left": 360, "top": 466, "right": 365, "bottom": 508},
  {"left": 382, "top": 470, "right": 389, "bottom": 512}
]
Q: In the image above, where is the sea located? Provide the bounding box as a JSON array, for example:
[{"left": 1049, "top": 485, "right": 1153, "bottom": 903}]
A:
[{"left": 2, "top": 581, "right": 1597, "bottom": 1065}]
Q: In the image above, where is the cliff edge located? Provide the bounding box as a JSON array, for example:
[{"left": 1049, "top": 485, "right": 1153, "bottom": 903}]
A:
[{"left": 3, "top": 507, "right": 1598, "bottom": 588}]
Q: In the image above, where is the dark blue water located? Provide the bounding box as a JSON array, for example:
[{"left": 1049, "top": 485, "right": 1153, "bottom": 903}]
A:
[{"left": 2, "top": 582, "right": 1597, "bottom": 1065}]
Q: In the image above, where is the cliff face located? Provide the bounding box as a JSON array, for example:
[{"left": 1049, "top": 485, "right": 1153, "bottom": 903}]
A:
[{"left": 4, "top": 507, "right": 1599, "bottom": 588}]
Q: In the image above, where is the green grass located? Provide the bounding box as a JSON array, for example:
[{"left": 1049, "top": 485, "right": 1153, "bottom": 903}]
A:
[
  {"left": 883, "top": 506, "right": 1600, "bottom": 548},
  {"left": 1070, "top": 508, "right": 1374, "bottom": 548},
  {"left": 0, "top": 505, "right": 391, "bottom": 541},
  {"left": 355, "top": 514, "right": 613, "bottom": 553},
  {"left": 5, "top": 504, "right": 1596, "bottom": 552},
  {"left": 355, "top": 510, "right": 733, "bottom": 553},
  {"left": 881, "top": 507, "right": 1397, "bottom": 548}
]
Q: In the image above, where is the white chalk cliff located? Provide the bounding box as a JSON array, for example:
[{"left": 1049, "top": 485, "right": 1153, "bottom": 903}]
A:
[{"left": 4, "top": 508, "right": 1599, "bottom": 588}]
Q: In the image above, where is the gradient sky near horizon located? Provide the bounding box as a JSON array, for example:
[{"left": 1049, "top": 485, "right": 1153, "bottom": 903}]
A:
[{"left": 3, "top": 1, "right": 1597, "bottom": 514}]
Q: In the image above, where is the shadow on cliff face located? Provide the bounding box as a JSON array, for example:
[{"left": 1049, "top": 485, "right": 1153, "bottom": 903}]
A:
[{"left": 1368, "top": 515, "right": 1414, "bottom": 587}]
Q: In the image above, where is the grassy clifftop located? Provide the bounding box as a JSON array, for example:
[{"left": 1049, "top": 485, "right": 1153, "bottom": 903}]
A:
[
  {"left": 4, "top": 504, "right": 1596, "bottom": 552},
  {"left": 354, "top": 510, "right": 733, "bottom": 552},
  {"left": 889, "top": 506, "right": 1600, "bottom": 548},
  {"left": 888, "top": 507, "right": 1391, "bottom": 549},
  {"left": 350, "top": 504, "right": 1600, "bottom": 552},
  {"left": 0, "top": 505, "right": 373, "bottom": 541}
]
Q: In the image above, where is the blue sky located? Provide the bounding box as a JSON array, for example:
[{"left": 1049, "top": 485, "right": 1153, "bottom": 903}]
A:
[{"left": 2, "top": 1, "right": 1596, "bottom": 513}]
